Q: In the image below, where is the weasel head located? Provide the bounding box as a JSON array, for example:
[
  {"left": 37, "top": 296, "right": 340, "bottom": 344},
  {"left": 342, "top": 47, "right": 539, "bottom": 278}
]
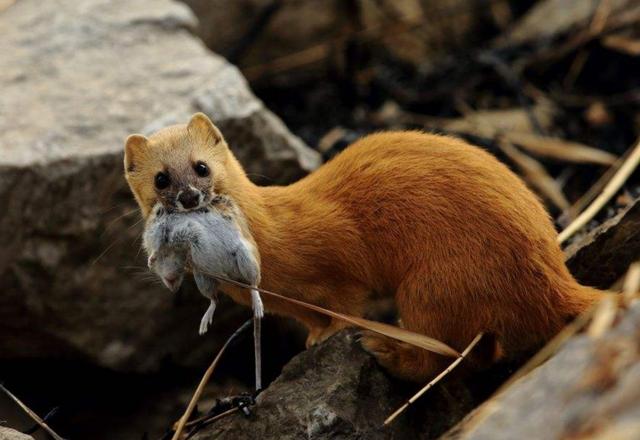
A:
[{"left": 124, "top": 113, "right": 232, "bottom": 218}]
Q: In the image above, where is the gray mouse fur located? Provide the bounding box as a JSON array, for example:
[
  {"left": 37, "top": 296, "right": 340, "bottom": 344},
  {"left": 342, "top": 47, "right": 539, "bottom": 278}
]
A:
[{"left": 143, "top": 204, "right": 263, "bottom": 334}]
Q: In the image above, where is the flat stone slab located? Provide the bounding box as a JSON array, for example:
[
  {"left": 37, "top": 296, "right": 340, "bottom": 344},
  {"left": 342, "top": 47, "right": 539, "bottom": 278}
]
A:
[
  {"left": 446, "top": 304, "right": 640, "bottom": 440},
  {"left": 0, "top": 0, "right": 319, "bottom": 372}
]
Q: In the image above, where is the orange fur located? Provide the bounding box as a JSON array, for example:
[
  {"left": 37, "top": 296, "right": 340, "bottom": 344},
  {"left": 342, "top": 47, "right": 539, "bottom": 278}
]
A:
[{"left": 125, "top": 113, "right": 602, "bottom": 382}]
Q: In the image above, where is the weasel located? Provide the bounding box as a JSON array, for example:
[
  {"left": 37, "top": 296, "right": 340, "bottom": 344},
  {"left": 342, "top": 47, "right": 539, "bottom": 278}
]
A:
[{"left": 124, "top": 113, "right": 602, "bottom": 382}]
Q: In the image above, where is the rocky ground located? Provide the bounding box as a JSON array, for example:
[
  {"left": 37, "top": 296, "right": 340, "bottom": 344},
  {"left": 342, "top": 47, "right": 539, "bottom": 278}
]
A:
[{"left": 1, "top": 0, "right": 639, "bottom": 439}]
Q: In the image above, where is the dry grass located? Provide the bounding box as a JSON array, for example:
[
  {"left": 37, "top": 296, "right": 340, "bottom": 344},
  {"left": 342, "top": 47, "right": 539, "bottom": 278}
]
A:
[
  {"left": 384, "top": 332, "right": 484, "bottom": 426},
  {"left": 558, "top": 137, "right": 640, "bottom": 244},
  {"left": 0, "top": 384, "right": 65, "bottom": 440},
  {"left": 171, "top": 320, "right": 252, "bottom": 440},
  {"left": 206, "top": 273, "right": 460, "bottom": 358}
]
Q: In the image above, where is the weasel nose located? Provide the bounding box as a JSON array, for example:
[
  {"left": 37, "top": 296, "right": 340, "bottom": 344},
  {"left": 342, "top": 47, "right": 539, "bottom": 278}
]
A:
[{"left": 178, "top": 190, "right": 200, "bottom": 210}]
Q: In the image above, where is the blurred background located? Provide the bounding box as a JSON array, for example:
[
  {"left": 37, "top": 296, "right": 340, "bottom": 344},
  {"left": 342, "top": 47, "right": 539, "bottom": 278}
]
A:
[{"left": 1, "top": 0, "right": 639, "bottom": 438}]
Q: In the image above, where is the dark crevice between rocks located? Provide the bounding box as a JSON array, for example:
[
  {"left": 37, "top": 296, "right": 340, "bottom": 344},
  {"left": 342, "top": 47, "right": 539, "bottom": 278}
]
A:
[{"left": 1, "top": 314, "right": 305, "bottom": 440}]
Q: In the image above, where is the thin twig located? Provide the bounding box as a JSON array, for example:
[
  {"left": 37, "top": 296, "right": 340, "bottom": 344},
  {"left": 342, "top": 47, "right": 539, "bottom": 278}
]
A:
[
  {"left": 478, "top": 53, "right": 545, "bottom": 135},
  {"left": 587, "top": 295, "right": 618, "bottom": 338},
  {"left": 383, "top": 332, "right": 484, "bottom": 426},
  {"left": 497, "top": 137, "right": 570, "bottom": 211},
  {"left": 184, "top": 405, "right": 238, "bottom": 429},
  {"left": 172, "top": 320, "right": 252, "bottom": 440},
  {"left": 561, "top": 149, "right": 629, "bottom": 223},
  {"left": 200, "top": 272, "right": 460, "bottom": 358},
  {"left": 590, "top": 0, "right": 613, "bottom": 34},
  {"left": 558, "top": 138, "right": 640, "bottom": 244},
  {"left": 184, "top": 407, "right": 240, "bottom": 440},
  {"left": 0, "top": 384, "right": 66, "bottom": 440}
]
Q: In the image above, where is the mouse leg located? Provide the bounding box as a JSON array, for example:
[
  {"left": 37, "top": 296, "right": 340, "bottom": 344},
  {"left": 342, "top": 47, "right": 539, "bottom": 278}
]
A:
[
  {"left": 199, "top": 299, "right": 217, "bottom": 335},
  {"left": 250, "top": 288, "right": 264, "bottom": 319},
  {"left": 194, "top": 272, "right": 219, "bottom": 335}
]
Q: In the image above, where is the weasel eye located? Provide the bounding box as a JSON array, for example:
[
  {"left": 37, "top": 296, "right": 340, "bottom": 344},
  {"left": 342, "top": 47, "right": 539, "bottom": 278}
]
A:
[
  {"left": 194, "top": 161, "right": 209, "bottom": 177},
  {"left": 155, "top": 172, "right": 170, "bottom": 190}
]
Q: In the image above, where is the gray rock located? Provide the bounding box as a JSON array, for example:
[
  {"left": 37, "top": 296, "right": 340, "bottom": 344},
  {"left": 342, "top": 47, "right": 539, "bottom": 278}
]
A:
[
  {"left": 192, "top": 330, "right": 485, "bottom": 440},
  {"left": 0, "top": 0, "right": 319, "bottom": 372},
  {"left": 0, "top": 427, "right": 33, "bottom": 440},
  {"left": 192, "top": 331, "right": 405, "bottom": 440},
  {"left": 445, "top": 304, "right": 640, "bottom": 440},
  {"left": 565, "top": 198, "right": 640, "bottom": 288}
]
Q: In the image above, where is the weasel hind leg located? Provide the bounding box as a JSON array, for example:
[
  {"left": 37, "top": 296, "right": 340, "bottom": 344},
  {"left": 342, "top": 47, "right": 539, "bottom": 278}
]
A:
[{"left": 360, "top": 277, "right": 487, "bottom": 382}]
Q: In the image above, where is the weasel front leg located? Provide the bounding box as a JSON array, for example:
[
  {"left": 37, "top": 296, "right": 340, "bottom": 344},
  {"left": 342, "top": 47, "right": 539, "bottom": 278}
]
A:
[
  {"left": 305, "top": 318, "right": 355, "bottom": 347},
  {"left": 305, "top": 285, "right": 368, "bottom": 347}
]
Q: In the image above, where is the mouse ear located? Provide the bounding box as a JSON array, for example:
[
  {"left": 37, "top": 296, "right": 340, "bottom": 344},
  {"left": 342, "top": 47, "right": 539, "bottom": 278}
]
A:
[
  {"left": 124, "top": 134, "right": 148, "bottom": 174},
  {"left": 187, "top": 112, "right": 224, "bottom": 146}
]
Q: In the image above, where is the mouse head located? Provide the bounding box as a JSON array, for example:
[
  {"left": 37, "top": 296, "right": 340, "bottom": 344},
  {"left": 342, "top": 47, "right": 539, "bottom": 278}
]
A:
[
  {"left": 124, "top": 113, "right": 231, "bottom": 218},
  {"left": 142, "top": 205, "right": 190, "bottom": 292},
  {"left": 147, "top": 247, "right": 187, "bottom": 293}
]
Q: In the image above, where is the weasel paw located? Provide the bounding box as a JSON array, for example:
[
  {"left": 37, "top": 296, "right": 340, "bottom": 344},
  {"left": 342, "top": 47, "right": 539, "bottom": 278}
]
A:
[
  {"left": 359, "top": 331, "right": 400, "bottom": 370},
  {"left": 305, "top": 326, "right": 325, "bottom": 348}
]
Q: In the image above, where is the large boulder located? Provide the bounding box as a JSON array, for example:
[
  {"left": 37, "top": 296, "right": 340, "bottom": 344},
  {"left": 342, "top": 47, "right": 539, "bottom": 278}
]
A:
[
  {"left": 0, "top": 0, "right": 320, "bottom": 372},
  {"left": 192, "top": 330, "right": 495, "bottom": 440},
  {"left": 0, "top": 427, "right": 33, "bottom": 440},
  {"left": 193, "top": 331, "right": 412, "bottom": 439},
  {"left": 445, "top": 303, "right": 640, "bottom": 439}
]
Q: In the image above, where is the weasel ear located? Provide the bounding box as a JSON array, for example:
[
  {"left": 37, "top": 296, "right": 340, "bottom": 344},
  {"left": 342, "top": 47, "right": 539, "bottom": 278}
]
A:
[
  {"left": 187, "top": 112, "right": 223, "bottom": 146},
  {"left": 124, "top": 134, "right": 148, "bottom": 174}
]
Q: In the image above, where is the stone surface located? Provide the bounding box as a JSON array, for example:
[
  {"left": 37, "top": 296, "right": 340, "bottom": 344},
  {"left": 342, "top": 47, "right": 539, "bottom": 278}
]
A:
[
  {"left": 191, "top": 330, "right": 496, "bottom": 440},
  {"left": 192, "top": 331, "right": 407, "bottom": 439},
  {"left": 0, "top": 0, "right": 319, "bottom": 372},
  {"left": 565, "top": 198, "right": 640, "bottom": 288},
  {"left": 0, "top": 427, "right": 33, "bottom": 440},
  {"left": 445, "top": 303, "right": 640, "bottom": 440}
]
